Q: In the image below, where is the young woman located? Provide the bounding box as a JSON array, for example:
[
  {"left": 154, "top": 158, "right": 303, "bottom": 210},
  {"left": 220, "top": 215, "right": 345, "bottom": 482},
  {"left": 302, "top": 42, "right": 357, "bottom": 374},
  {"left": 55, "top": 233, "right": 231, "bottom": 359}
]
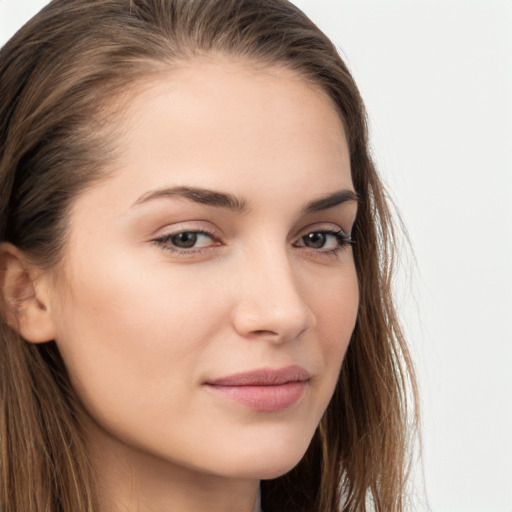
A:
[{"left": 0, "top": 1, "right": 418, "bottom": 511}]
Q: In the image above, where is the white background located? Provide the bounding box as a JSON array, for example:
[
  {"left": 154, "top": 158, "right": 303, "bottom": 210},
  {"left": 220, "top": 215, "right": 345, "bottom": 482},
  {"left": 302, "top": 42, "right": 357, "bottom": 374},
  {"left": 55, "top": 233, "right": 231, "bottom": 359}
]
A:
[{"left": 1, "top": 1, "right": 511, "bottom": 511}]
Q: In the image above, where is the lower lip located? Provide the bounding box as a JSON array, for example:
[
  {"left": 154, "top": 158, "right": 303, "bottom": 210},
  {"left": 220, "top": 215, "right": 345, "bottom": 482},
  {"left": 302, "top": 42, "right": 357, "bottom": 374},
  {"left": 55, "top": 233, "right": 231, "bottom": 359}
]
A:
[{"left": 205, "top": 381, "right": 307, "bottom": 412}]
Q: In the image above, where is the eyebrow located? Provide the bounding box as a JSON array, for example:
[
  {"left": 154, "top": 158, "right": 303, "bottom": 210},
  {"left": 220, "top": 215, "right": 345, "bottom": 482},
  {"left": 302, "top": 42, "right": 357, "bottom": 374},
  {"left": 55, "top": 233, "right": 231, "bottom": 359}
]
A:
[
  {"left": 133, "top": 186, "right": 248, "bottom": 212},
  {"left": 132, "top": 185, "right": 358, "bottom": 213},
  {"left": 302, "top": 189, "right": 359, "bottom": 213}
]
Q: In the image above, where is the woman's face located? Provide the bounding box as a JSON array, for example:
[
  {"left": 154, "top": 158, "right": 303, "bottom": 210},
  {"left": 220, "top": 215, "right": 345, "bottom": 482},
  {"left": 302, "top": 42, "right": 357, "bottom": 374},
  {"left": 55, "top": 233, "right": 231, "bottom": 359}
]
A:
[{"left": 46, "top": 59, "right": 359, "bottom": 481}]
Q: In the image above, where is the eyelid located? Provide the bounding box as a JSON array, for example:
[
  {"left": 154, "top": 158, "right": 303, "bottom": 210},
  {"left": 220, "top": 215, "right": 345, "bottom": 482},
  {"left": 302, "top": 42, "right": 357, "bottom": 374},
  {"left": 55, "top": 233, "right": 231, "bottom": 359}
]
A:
[
  {"left": 293, "top": 222, "right": 352, "bottom": 240},
  {"left": 148, "top": 220, "right": 222, "bottom": 240},
  {"left": 149, "top": 221, "right": 354, "bottom": 258},
  {"left": 293, "top": 229, "right": 352, "bottom": 248},
  {"left": 149, "top": 220, "right": 225, "bottom": 256},
  {"left": 292, "top": 222, "right": 354, "bottom": 257}
]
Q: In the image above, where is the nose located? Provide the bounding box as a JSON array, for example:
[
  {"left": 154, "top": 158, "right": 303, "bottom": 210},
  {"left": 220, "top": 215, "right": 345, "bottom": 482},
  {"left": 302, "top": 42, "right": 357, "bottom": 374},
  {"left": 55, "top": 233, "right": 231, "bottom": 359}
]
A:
[{"left": 231, "top": 247, "right": 316, "bottom": 343}]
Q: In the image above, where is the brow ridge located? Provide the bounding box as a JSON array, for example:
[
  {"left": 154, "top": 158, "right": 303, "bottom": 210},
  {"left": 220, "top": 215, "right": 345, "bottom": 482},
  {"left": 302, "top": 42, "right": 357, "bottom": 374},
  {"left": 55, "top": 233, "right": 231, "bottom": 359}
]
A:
[
  {"left": 133, "top": 186, "right": 248, "bottom": 212},
  {"left": 133, "top": 185, "right": 358, "bottom": 214},
  {"left": 302, "top": 189, "right": 359, "bottom": 213}
]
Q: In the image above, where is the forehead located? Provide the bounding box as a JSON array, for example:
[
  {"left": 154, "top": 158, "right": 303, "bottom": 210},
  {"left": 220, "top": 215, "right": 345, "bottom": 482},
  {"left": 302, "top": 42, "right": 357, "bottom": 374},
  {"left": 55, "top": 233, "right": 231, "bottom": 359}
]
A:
[{"left": 70, "top": 57, "right": 352, "bottom": 222}]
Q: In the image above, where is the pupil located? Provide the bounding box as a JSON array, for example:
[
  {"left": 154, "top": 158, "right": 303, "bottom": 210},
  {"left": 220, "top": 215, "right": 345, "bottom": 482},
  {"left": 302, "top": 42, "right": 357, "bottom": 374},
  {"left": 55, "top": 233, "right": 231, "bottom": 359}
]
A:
[
  {"left": 305, "top": 232, "right": 326, "bottom": 248},
  {"left": 172, "top": 232, "right": 197, "bottom": 248}
]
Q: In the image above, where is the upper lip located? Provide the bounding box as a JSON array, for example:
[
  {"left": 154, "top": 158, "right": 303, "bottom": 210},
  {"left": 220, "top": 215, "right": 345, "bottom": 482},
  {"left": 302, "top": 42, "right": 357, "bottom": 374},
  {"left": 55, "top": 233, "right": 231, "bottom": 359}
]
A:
[{"left": 207, "top": 365, "right": 310, "bottom": 386}]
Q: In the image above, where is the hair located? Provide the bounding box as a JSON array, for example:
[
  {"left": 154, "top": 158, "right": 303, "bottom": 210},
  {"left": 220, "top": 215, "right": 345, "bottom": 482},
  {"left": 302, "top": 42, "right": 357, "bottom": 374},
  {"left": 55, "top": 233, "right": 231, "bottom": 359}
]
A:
[{"left": 0, "top": 1, "right": 419, "bottom": 511}]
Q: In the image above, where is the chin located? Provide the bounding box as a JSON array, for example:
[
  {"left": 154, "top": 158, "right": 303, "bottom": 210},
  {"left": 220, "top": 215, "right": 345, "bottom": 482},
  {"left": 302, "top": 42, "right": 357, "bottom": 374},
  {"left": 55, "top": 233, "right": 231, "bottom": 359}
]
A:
[
  {"left": 211, "top": 432, "right": 313, "bottom": 481},
  {"left": 218, "top": 458, "right": 304, "bottom": 481}
]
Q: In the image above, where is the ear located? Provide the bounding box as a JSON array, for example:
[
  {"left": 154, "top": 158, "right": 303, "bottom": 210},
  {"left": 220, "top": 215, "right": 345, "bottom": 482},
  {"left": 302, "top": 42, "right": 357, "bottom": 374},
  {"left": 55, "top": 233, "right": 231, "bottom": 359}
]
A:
[{"left": 0, "top": 243, "right": 57, "bottom": 343}]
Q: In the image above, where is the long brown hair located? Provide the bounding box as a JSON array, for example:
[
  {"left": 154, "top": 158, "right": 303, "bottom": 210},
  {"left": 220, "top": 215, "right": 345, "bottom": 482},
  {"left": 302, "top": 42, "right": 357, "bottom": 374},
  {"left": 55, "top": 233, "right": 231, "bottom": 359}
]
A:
[{"left": 0, "top": 1, "right": 419, "bottom": 510}]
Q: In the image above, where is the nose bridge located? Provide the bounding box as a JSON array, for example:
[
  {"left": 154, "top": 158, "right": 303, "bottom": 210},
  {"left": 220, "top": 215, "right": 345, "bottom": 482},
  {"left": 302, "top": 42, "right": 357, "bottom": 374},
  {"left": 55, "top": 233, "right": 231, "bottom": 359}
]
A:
[{"left": 232, "top": 239, "right": 315, "bottom": 341}]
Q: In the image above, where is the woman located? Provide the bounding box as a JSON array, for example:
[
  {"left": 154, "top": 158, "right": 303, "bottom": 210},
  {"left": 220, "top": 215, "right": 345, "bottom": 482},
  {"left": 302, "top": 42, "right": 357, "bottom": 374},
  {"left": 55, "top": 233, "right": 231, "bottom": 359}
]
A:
[{"left": 0, "top": 1, "right": 418, "bottom": 511}]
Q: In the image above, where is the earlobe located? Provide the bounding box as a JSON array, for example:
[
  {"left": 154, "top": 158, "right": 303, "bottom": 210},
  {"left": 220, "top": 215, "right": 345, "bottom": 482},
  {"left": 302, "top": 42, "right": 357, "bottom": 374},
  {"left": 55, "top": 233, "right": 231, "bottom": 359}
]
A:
[{"left": 0, "top": 243, "right": 57, "bottom": 344}]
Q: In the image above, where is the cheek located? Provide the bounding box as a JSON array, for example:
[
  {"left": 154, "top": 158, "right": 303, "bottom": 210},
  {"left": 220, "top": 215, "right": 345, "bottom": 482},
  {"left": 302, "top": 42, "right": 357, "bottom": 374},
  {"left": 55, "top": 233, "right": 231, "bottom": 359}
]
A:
[
  {"left": 310, "top": 265, "right": 359, "bottom": 391},
  {"left": 312, "top": 263, "right": 359, "bottom": 345},
  {"left": 52, "top": 249, "right": 226, "bottom": 420},
  {"left": 318, "top": 269, "right": 359, "bottom": 396}
]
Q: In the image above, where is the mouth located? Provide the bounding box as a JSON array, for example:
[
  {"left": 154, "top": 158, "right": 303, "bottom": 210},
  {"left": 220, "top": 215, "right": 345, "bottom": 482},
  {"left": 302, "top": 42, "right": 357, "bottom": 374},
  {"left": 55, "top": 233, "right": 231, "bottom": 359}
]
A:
[{"left": 204, "top": 365, "right": 310, "bottom": 412}]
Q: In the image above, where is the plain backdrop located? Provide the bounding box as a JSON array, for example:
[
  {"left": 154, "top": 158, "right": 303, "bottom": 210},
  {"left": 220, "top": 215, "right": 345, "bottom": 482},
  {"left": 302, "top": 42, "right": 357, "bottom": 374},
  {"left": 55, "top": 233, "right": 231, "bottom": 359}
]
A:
[{"left": 1, "top": 1, "right": 511, "bottom": 511}]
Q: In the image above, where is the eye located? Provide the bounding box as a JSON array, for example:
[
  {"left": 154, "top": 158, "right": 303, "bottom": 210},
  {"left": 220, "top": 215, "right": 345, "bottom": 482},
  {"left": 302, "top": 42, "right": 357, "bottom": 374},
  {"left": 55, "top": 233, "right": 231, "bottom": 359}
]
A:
[
  {"left": 153, "top": 230, "right": 220, "bottom": 253},
  {"left": 295, "top": 229, "right": 353, "bottom": 252},
  {"left": 168, "top": 232, "right": 211, "bottom": 249}
]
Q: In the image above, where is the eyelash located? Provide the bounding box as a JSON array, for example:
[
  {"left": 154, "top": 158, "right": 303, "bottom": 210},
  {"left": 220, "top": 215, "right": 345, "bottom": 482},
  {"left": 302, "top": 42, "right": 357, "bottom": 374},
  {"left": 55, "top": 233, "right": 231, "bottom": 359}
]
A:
[
  {"left": 152, "top": 229, "right": 221, "bottom": 256},
  {"left": 152, "top": 228, "right": 354, "bottom": 257},
  {"left": 294, "top": 229, "right": 354, "bottom": 255}
]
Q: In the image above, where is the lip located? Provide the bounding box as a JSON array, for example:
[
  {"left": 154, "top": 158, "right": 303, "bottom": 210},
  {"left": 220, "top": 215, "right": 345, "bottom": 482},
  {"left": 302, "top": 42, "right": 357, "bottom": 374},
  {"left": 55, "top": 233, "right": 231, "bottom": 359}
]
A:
[{"left": 204, "top": 365, "right": 310, "bottom": 412}]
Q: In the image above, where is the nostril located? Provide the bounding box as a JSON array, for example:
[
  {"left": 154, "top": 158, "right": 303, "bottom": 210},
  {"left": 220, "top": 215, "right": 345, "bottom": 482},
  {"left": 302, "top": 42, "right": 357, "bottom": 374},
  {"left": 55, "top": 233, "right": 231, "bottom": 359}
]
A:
[{"left": 252, "top": 329, "right": 278, "bottom": 336}]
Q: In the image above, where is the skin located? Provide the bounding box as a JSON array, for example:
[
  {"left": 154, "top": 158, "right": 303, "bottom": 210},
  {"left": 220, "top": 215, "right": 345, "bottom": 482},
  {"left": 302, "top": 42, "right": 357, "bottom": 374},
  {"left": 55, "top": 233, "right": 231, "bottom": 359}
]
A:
[{"left": 11, "top": 59, "right": 359, "bottom": 512}]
